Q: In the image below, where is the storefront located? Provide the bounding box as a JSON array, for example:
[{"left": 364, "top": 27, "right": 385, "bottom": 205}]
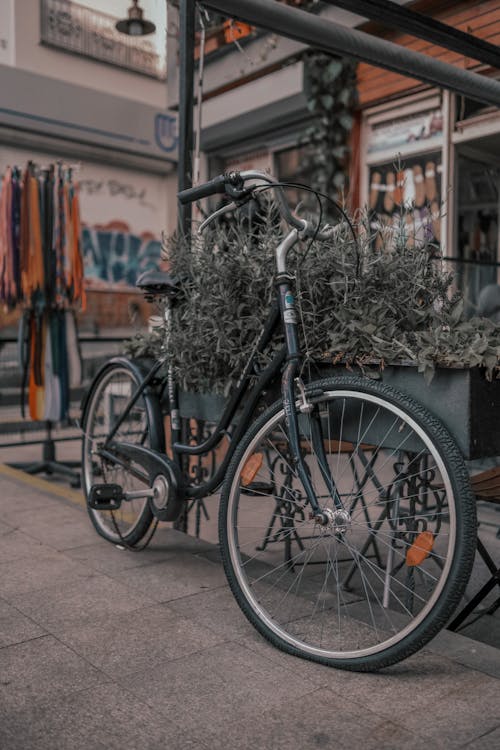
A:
[{"left": 359, "top": 87, "right": 500, "bottom": 316}]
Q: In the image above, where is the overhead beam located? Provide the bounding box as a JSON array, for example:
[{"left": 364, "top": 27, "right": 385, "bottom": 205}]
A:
[
  {"left": 322, "top": 0, "right": 500, "bottom": 71},
  {"left": 204, "top": 0, "right": 500, "bottom": 107}
]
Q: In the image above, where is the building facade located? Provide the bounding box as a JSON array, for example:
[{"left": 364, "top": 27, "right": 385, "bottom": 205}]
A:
[
  {"left": 167, "top": 0, "right": 500, "bottom": 315},
  {"left": 0, "top": 0, "right": 178, "bottom": 330}
]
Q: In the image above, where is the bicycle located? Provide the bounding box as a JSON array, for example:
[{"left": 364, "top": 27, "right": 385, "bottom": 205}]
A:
[{"left": 81, "top": 169, "right": 476, "bottom": 672}]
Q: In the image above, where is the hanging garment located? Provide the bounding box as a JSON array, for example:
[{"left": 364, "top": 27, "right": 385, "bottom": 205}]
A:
[
  {"left": 7, "top": 161, "right": 84, "bottom": 421},
  {"left": 43, "top": 312, "right": 63, "bottom": 422},
  {"left": 71, "top": 186, "right": 85, "bottom": 309},
  {"left": 28, "top": 312, "right": 45, "bottom": 421},
  {"left": 0, "top": 168, "right": 12, "bottom": 306},
  {"left": 65, "top": 309, "right": 82, "bottom": 389}
]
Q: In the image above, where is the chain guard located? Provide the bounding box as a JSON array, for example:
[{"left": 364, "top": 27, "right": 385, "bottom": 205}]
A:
[{"left": 107, "top": 441, "right": 183, "bottom": 521}]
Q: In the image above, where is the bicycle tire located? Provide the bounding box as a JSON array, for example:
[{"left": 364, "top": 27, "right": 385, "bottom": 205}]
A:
[
  {"left": 81, "top": 358, "right": 164, "bottom": 545},
  {"left": 219, "top": 375, "right": 476, "bottom": 671}
]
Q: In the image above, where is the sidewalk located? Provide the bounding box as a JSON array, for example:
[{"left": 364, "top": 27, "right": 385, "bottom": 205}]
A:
[{"left": 0, "top": 464, "right": 499, "bottom": 750}]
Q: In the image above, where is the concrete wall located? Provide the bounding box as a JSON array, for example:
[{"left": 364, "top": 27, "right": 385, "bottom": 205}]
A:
[{"left": 14, "top": 0, "right": 167, "bottom": 109}]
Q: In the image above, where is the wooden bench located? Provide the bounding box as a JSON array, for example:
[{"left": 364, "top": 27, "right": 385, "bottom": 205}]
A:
[
  {"left": 470, "top": 466, "right": 500, "bottom": 503},
  {"left": 448, "top": 465, "right": 500, "bottom": 631}
]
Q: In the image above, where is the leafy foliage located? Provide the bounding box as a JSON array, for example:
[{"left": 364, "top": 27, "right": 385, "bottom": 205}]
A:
[
  {"left": 300, "top": 51, "right": 358, "bottom": 195},
  {"left": 124, "top": 199, "right": 500, "bottom": 393}
]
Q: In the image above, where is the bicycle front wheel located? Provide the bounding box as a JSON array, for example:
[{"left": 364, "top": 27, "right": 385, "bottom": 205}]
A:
[
  {"left": 219, "top": 375, "right": 476, "bottom": 671},
  {"left": 82, "top": 359, "right": 164, "bottom": 545}
]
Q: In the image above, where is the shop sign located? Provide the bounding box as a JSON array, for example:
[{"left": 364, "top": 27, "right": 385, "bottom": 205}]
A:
[{"left": 368, "top": 109, "right": 443, "bottom": 154}]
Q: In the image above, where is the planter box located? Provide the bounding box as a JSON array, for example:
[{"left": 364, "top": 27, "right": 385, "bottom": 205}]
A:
[
  {"left": 326, "top": 364, "right": 500, "bottom": 461},
  {"left": 178, "top": 391, "right": 227, "bottom": 422},
  {"left": 174, "top": 364, "right": 500, "bottom": 460}
]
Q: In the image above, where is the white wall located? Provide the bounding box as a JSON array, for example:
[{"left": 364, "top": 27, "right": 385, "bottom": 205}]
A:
[
  {"left": 0, "top": 0, "right": 15, "bottom": 66},
  {"left": 14, "top": 0, "right": 167, "bottom": 108}
]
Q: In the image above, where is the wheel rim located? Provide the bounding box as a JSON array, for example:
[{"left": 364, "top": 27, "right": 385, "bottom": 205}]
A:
[
  {"left": 226, "top": 388, "right": 458, "bottom": 661},
  {"left": 83, "top": 367, "right": 151, "bottom": 541}
]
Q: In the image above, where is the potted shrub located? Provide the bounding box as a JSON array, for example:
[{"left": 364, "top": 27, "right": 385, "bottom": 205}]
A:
[{"left": 125, "top": 198, "right": 500, "bottom": 459}]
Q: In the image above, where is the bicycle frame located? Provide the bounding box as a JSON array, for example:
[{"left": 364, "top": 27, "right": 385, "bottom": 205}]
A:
[
  {"left": 95, "top": 298, "right": 284, "bottom": 500},
  {"left": 95, "top": 219, "right": 339, "bottom": 518}
]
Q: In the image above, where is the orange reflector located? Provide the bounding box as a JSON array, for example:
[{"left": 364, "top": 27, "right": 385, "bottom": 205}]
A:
[
  {"left": 241, "top": 452, "right": 263, "bottom": 486},
  {"left": 406, "top": 531, "right": 434, "bottom": 567}
]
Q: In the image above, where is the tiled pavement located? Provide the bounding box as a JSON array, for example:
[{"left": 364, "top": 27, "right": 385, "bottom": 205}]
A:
[{"left": 0, "top": 465, "right": 499, "bottom": 750}]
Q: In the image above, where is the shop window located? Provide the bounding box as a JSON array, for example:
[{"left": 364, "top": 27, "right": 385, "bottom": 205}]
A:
[
  {"left": 368, "top": 152, "right": 442, "bottom": 247},
  {"left": 455, "top": 95, "right": 496, "bottom": 125},
  {"left": 363, "top": 98, "right": 444, "bottom": 249},
  {"left": 453, "top": 153, "right": 499, "bottom": 316}
]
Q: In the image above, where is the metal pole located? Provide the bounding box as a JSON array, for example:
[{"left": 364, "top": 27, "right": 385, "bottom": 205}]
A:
[
  {"left": 204, "top": 0, "right": 500, "bottom": 107},
  {"left": 178, "top": 0, "right": 196, "bottom": 235}
]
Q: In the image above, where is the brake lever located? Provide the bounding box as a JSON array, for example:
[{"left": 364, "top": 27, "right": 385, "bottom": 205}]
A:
[{"left": 198, "top": 201, "right": 238, "bottom": 234}]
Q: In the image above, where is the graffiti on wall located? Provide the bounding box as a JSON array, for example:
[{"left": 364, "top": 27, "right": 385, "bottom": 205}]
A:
[
  {"left": 82, "top": 220, "right": 162, "bottom": 286},
  {"left": 79, "top": 178, "right": 155, "bottom": 208}
]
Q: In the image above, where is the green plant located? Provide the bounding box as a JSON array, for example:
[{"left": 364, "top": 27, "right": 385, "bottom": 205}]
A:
[
  {"left": 300, "top": 50, "right": 358, "bottom": 195},
  {"left": 124, "top": 199, "right": 500, "bottom": 393}
]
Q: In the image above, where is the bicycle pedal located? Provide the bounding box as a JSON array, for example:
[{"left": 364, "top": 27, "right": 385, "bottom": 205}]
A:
[{"left": 88, "top": 484, "right": 124, "bottom": 511}]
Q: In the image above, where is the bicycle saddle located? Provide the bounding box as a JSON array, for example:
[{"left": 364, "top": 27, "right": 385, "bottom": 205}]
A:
[{"left": 135, "top": 270, "right": 179, "bottom": 299}]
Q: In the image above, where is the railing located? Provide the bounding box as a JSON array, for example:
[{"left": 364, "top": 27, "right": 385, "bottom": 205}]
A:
[{"left": 40, "top": 0, "right": 166, "bottom": 80}]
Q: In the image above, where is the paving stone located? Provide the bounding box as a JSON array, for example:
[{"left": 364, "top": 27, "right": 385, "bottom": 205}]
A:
[
  {"left": 120, "top": 640, "right": 320, "bottom": 738},
  {"left": 431, "top": 628, "right": 500, "bottom": 680},
  {"left": 56, "top": 602, "right": 225, "bottom": 677},
  {"left": 0, "top": 681, "right": 208, "bottom": 750},
  {"left": 4, "top": 505, "right": 99, "bottom": 550},
  {"left": 458, "top": 611, "right": 500, "bottom": 652},
  {"left": 205, "top": 687, "right": 432, "bottom": 750},
  {"left": 9, "top": 574, "right": 155, "bottom": 632},
  {"left": 0, "top": 635, "right": 107, "bottom": 713},
  {"left": 234, "top": 625, "right": 362, "bottom": 690},
  {"left": 0, "top": 519, "right": 15, "bottom": 535},
  {"left": 167, "top": 585, "right": 256, "bottom": 639},
  {"left": 335, "top": 650, "right": 500, "bottom": 735},
  {"left": 0, "top": 527, "right": 51, "bottom": 564},
  {"left": 1, "top": 469, "right": 499, "bottom": 749},
  {"left": 0, "top": 479, "right": 58, "bottom": 516},
  {"left": 1, "top": 728, "right": 107, "bottom": 750},
  {"left": 399, "top": 671, "right": 500, "bottom": 746},
  {"left": 153, "top": 525, "right": 218, "bottom": 553},
  {"left": 64, "top": 527, "right": 215, "bottom": 575},
  {"left": 464, "top": 726, "right": 500, "bottom": 749},
  {"left": 0, "top": 550, "right": 91, "bottom": 599},
  {"left": 0, "top": 528, "right": 50, "bottom": 564},
  {"left": 107, "top": 550, "right": 228, "bottom": 602},
  {"left": 65, "top": 538, "right": 174, "bottom": 575},
  {"left": 0, "top": 598, "right": 47, "bottom": 648}
]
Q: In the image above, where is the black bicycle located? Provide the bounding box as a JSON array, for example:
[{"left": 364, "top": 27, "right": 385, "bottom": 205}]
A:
[{"left": 81, "top": 170, "right": 476, "bottom": 671}]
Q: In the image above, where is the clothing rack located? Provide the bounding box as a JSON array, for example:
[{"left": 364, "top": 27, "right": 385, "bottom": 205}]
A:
[{"left": 0, "top": 161, "right": 85, "bottom": 485}]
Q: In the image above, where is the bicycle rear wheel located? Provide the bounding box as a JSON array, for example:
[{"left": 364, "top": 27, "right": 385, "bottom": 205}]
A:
[
  {"left": 219, "top": 375, "right": 476, "bottom": 671},
  {"left": 82, "top": 359, "right": 164, "bottom": 545}
]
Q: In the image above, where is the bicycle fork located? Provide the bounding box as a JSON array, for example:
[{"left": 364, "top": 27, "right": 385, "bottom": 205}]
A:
[{"left": 275, "top": 234, "right": 344, "bottom": 526}]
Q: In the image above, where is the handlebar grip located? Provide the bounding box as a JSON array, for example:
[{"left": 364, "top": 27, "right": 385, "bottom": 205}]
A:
[{"left": 177, "top": 174, "right": 228, "bottom": 205}]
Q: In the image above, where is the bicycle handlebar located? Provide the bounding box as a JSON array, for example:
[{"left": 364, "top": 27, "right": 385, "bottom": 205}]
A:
[
  {"left": 177, "top": 174, "right": 228, "bottom": 204},
  {"left": 177, "top": 170, "right": 335, "bottom": 241}
]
